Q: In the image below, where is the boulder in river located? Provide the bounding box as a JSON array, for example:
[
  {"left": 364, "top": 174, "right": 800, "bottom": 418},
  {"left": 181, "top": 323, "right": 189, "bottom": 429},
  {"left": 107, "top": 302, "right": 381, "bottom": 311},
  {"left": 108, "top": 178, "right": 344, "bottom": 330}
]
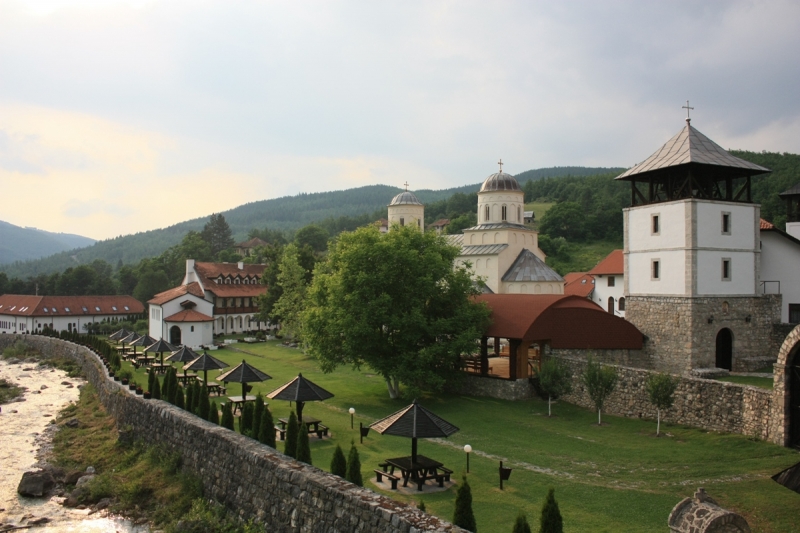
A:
[{"left": 17, "top": 470, "right": 55, "bottom": 497}]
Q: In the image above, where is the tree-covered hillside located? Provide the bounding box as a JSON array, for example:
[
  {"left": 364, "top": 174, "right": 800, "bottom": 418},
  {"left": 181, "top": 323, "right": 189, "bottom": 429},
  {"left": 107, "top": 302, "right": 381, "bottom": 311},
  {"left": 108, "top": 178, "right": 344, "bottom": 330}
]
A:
[{"left": 0, "top": 220, "right": 95, "bottom": 265}]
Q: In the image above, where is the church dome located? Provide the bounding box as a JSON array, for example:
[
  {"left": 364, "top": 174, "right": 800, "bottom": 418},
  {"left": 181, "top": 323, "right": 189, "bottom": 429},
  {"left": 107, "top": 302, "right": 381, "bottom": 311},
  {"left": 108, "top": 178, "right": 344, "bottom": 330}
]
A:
[
  {"left": 389, "top": 191, "right": 422, "bottom": 206},
  {"left": 479, "top": 172, "right": 521, "bottom": 193}
]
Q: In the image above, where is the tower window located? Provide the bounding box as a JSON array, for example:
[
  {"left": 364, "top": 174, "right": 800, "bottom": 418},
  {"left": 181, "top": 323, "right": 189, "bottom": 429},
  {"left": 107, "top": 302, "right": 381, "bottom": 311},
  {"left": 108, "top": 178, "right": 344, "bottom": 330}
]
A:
[
  {"left": 485, "top": 205, "right": 490, "bottom": 221},
  {"left": 651, "top": 259, "right": 660, "bottom": 280},
  {"left": 400, "top": 217, "right": 405, "bottom": 226},
  {"left": 651, "top": 214, "right": 660, "bottom": 235},
  {"left": 721, "top": 212, "right": 731, "bottom": 235},
  {"left": 722, "top": 258, "right": 731, "bottom": 281},
  {"left": 502, "top": 205, "right": 507, "bottom": 221},
  {"left": 518, "top": 206, "right": 521, "bottom": 222},
  {"left": 608, "top": 276, "right": 615, "bottom": 287}
]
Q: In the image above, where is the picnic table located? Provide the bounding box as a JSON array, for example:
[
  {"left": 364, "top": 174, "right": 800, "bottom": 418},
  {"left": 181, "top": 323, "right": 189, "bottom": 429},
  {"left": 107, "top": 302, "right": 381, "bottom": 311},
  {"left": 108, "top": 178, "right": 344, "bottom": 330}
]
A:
[
  {"left": 133, "top": 355, "right": 155, "bottom": 369},
  {"left": 276, "top": 416, "right": 328, "bottom": 440},
  {"left": 226, "top": 395, "right": 257, "bottom": 414},
  {"left": 149, "top": 363, "right": 170, "bottom": 374},
  {"left": 201, "top": 380, "right": 226, "bottom": 396},
  {"left": 381, "top": 455, "right": 448, "bottom": 491},
  {"left": 176, "top": 372, "right": 199, "bottom": 384}
]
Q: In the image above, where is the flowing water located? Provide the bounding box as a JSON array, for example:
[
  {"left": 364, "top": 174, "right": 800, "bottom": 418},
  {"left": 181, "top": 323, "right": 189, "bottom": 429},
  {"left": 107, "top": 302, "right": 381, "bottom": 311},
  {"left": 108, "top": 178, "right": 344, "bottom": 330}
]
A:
[{"left": 0, "top": 359, "right": 148, "bottom": 532}]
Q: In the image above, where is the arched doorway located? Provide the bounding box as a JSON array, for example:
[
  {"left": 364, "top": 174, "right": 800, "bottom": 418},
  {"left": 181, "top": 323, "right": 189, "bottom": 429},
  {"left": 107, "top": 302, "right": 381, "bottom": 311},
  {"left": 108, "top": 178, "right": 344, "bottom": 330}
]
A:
[
  {"left": 716, "top": 328, "right": 733, "bottom": 370},
  {"left": 170, "top": 325, "right": 181, "bottom": 346},
  {"left": 608, "top": 297, "right": 615, "bottom": 314},
  {"left": 789, "top": 345, "right": 800, "bottom": 448}
]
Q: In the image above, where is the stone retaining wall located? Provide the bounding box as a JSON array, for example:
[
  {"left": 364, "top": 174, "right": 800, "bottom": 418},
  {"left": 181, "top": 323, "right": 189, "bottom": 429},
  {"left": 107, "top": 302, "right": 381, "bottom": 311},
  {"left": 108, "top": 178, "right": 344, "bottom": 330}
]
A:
[
  {"left": 0, "top": 334, "right": 465, "bottom": 533},
  {"left": 459, "top": 375, "right": 532, "bottom": 401}
]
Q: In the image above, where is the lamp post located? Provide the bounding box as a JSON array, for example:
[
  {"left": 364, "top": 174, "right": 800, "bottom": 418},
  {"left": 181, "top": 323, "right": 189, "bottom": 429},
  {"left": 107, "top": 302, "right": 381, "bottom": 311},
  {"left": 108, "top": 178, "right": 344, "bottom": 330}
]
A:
[
  {"left": 349, "top": 407, "right": 355, "bottom": 429},
  {"left": 464, "top": 444, "right": 472, "bottom": 473}
]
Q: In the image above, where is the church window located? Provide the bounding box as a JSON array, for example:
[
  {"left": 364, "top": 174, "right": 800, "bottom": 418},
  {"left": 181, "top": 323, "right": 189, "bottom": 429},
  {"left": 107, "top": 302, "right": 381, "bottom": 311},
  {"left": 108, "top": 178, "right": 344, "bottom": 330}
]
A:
[
  {"left": 651, "top": 214, "right": 660, "bottom": 235},
  {"left": 400, "top": 218, "right": 405, "bottom": 226},
  {"left": 502, "top": 205, "right": 507, "bottom": 221},
  {"left": 651, "top": 259, "right": 660, "bottom": 280},
  {"left": 619, "top": 297, "right": 626, "bottom": 311},
  {"left": 518, "top": 206, "right": 521, "bottom": 222},
  {"left": 721, "top": 212, "right": 731, "bottom": 235},
  {"left": 418, "top": 219, "right": 421, "bottom": 228},
  {"left": 789, "top": 304, "right": 800, "bottom": 323},
  {"left": 608, "top": 276, "right": 615, "bottom": 287},
  {"left": 722, "top": 258, "right": 731, "bottom": 281},
  {"left": 485, "top": 205, "right": 490, "bottom": 221}
]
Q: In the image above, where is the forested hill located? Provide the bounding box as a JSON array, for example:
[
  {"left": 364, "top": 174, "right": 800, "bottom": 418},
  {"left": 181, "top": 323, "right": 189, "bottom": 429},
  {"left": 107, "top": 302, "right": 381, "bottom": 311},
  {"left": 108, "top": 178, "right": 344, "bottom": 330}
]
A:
[
  {"left": 0, "top": 221, "right": 95, "bottom": 265},
  {"left": 0, "top": 166, "right": 620, "bottom": 278}
]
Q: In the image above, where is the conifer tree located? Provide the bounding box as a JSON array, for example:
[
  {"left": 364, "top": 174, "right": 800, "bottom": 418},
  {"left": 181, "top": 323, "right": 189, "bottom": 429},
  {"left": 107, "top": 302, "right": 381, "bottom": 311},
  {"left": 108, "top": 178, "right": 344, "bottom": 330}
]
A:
[
  {"left": 330, "top": 444, "right": 347, "bottom": 477},
  {"left": 193, "top": 382, "right": 203, "bottom": 415},
  {"left": 346, "top": 441, "right": 363, "bottom": 487},
  {"left": 163, "top": 368, "right": 175, "bottom": 404},
  {"left": 221, "top": 402, "right": 234, "bottom": 430},
  {"left": 147, "top": 370, "right": 156, "bottom": 396},
  {"left": 453, "top": 476, "right": 477, "bottom": 532},
  {"left": 175, "top": 386, "right": 185, "bottom": 409},
  {"left": 241, "top": 402, "right": 254, "bottom": 436},
  {"left": 209, "top": 401, "right": 220, "bottom": 425},
  {"left": 185, "top": 381, "right": 196, "bottom": 413},
  {"left": 151, "top": 374, "right": 161, "bottom": 400},
  {"left": 201, "top": 213, "right": 235, "bottom": 256},
  {"left": 512, "top": 512, "right": 532, "bottom": 533},
  {"left": 539, "top": 488, "right": 563, "bottom": 533},
  {"left": 296, "top": 423, "right": 312, "bottom": 464},
  {"left": 284, "top": 411, "right": 298, "bottom": 458},
  {"left": 199, "top": 385, "right": 210, "bottom": 421},
  {"left": 418, "top": 500, "right": 426, "bottom": 512},
  {"left": 253, "top": 394, "right": 265, "bottom": 439},
  {"left": 258, "top": 408, "right": 276, "bottom": 448}
]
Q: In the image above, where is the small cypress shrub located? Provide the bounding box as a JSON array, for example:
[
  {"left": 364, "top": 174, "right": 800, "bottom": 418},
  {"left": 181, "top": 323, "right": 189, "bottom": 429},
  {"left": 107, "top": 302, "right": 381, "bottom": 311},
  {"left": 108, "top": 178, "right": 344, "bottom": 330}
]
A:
[
  {"left": 151, "top": 375, "right": 161, "bottom": 400},
  {"left": 241, "top": 402, "right": 254, "bottom": 436},
  {"left": 418, "top": 500, "right": 426, "bottom": 512},
  {"left": 539, "top": 488, "right": 563, "bottom": 533},
  {"left": 253, "top": 394, "right": 265, "bottom": 439},
  {"left": 198, "top": 385, "right": 210, "bottom": 421},
  {"left": 163, "top": 368, "right": 177, "bottom": 404},
  {"left": 345, "top": 441, "right": 362, "bottom": 487},
  {"left": 330, "top": 444, "right": 347, "bottom": 477},
  {"left": 185, "top": 382, "right": 196, "bottom": 413},
  {"left": 209, "top": 401, "right": 220, "bottom": 425},
  {"left": 296, "top": 423, "right": 311, "bottom": 465},
  {"left": 284, "top": 411, "right": 299, "bottom": 458},
  {"left": 147, "top": 370, "right": 156, "bottom": 395},
  {"left": 453, "top": 476, "right": 477, "bottom": 532},
  {"left": 221, "top": 402, "right": 235, "bottom": 430},
  {"left": 175, "top": 386, "right": 185, "bottom": 409},
  {"left": 512, "top": 512, "right": 532, "bottom": 533},
  {"left": 258, "top": 408, "right": 276, "bottom": 448},
  {"left": 193, "top": 382, "right": 203, "bottom": 415}
]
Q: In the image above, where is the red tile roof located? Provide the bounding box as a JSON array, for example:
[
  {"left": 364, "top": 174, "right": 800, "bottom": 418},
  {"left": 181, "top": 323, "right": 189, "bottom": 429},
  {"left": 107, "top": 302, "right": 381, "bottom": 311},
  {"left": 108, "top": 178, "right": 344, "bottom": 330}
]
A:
[
  {"left": 588, "top": 249, "right": 623, "bottom": 275},
  {"left": 564, "top": 273, "right": 595, "bottom": 298},
  {"left": 193, "top": 262, "right": 267, "bottom": 298},
  {"left": 760, "top": 218, "right": 775, "bottom": 230},
  {"left": 148, "top": 282, "right": 205, "bottom": 305},
  {"left": 235, "top": 237, "right": 269, "bottom": 248},
  {"left": 0, "top": 295, "right": 144, "bottom": 317},
  {"left": 164, "top": 309, "right": 214, "bottom": 322},
  {"left": 206, "top": 285, "right": 266, "bottom": 298}
]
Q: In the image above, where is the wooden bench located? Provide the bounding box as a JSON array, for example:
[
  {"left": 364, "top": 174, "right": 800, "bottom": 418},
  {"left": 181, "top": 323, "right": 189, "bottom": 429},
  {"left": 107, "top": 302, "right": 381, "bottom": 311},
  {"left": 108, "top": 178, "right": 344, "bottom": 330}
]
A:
[
  {"left": 374, "top": 469, "right": 400, "bottom": 490},
  {"left": 315, "top": 424, "right": 329, "bottom": 439},
  {"left": 437, "top": 466, "right": 453, "bottom": 482},
  {"left": 378, "top": 461, "right": 390, "bottom": 472},
  {"left": 275, "top": 426, "right": 287, "bottom": 441},
  {"left": 414, "top": 474, "right": 446, "bottom": 491}
]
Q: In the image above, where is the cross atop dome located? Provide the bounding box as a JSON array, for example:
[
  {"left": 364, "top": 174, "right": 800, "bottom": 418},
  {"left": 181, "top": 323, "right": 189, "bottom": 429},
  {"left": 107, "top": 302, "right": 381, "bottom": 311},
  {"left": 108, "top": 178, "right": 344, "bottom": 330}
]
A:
[
  {"left": 498, "top": 159, "right": 503, "bottom": 173},
  {"left": 682, "top": 100, "right": 694, "bottom": 124}
]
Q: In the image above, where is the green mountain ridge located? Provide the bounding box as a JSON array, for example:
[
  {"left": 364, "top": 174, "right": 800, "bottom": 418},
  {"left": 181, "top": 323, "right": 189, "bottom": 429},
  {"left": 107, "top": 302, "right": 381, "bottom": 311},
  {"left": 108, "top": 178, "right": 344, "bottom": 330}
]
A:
[{"left": 0, "top": 220, "right": 96, "bottom": 265}]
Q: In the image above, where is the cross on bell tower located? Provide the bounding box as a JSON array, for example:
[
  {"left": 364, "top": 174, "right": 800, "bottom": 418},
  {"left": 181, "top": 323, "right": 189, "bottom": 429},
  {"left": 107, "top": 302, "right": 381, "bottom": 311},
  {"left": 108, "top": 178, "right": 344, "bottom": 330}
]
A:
[{"left": 682, "top": 100, "right": 694, "bottom": 124}]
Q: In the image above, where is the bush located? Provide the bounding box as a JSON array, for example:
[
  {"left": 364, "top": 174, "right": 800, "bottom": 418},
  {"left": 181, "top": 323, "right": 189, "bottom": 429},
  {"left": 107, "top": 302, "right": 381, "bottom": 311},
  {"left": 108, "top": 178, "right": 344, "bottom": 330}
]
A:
[
  {"left": 646, "top": 373, "right": 677, "bottom": 436},
  {"left": 583, "top": 357, "right": 617, "bottom": 425},
  {"left": 151, "top": 375, "right": 162, "bottom": 400},
  {"left": 241, "top": 402, "right": 254, "bottom": 436},
  {"left": 346, "top": 441, "right": 362, "bottom": 487},
  {"left": 209, "top": 401, "right": 220, "bottom": 425},
  {"left": 512, "top": 512, "right": 532, "bottom": 533},
  {"left": 538, "top": 359, "right": 572, "bottom": 416},
  {"left": 330, "top": 444, "right": 347, "bottom": 477},
  {"left": 175, "top": 386, "right": 185, "bottom": 410},
  {"left": 539, "top": 488, "right": 563, "bottom": 533},
  {"left": 221, "top": 402, "right": 234, "bottom": 430},
  {"left": 252, "top": 395, "right": 265, "bottom": 439},
  {"left": 198, "top": 385, "right": 210, "bottom": 421},
  {"left": 284, "top": 411, "right": 298, "bottom": 458},
  {"left": 296, "top": 423, "right": 312, "bottom": 465},
  {"left": 453, "top": 475, "right": 477, "bottom": 532},
  {"left": 258, "top": 408, "right": 276, "bottom": 448}
]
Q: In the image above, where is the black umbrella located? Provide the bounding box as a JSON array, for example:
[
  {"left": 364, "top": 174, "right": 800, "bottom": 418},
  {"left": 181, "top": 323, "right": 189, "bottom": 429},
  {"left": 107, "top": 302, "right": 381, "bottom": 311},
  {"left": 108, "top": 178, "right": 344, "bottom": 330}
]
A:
[
  {"left": 267, "top": 373, "right": 334, "bottom": 423},
  {"left": 128, "top": 333, "right": 155, "bottom": 358},
  {"left": 370, "top": 400, "right": 459, "bottom": 462},
  {"left": 144, "top": 338, "right": 175, "bottom": 366},
  {"left": 216, "top": 360, "right": 272, "bottom": 399},
  {"left": 184, "top": 351, "right": 229, "bottom": 385},
  {"left": 165, "top": 346, "right": 200, "bottom": 380},
  {"left": 109, "top": 328, "right": 131, "bottom": 341},
  {"left": 119, "top": 332, "right": 141, "bottom": 354}
]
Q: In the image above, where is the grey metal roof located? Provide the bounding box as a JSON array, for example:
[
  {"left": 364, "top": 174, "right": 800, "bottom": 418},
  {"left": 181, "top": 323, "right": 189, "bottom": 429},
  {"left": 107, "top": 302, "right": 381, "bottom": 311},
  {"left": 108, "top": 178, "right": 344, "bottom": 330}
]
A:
[
  {"left": 185, "top": 352, "right": 229, "bottom": 372},
  {"left": 370, "top": 400, "right": 459, "bottom": 438},
  {"left": 388, "top": 191, "right": 422, "bottom": 206},
  {"left": 216, "top": 360, "right": 272, "bottom": 384},
  {"left": 779, "top": 183, "right": 800, "bottom": 198},
  {"left": 523, "top": 211, "right": 534, "bottom": 218},
  {"left": 616, "top": 122, "right": 770, "bottom": 180},
  {"left": 165, "top": 345, "right": 200, "bottom": 363},
  {"left": 267, "top": 373, "right": 334, "bottom": 402},
  {"left": 144, "top": 338, "right": 174, "bottom": 353},
  {"left": 444, "top": 234, "right": 464, "bottom": 246},
  {"left": 480, "top": 172, "right": 522, "bottom": 192},
  {"left": 502, "top": 249, "right": 564, "bottom": 282},
  {"left": 109, "top": 328, "right": 132, "bottom": 341},
  {"left": 464, "top": 222, "right": 529, "bottom": 231},
  {"left": 459, "top": 244, "right": 509, "bottom": 256},
  {"left": 130, "top": 334, "right": 157, "bottom": 347}
]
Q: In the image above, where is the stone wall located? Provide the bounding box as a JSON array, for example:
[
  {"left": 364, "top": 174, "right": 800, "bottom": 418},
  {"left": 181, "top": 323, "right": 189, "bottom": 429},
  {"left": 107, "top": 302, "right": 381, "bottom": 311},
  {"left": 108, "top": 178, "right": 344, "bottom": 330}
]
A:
[
  {"left": 0, "top": 334, "right": 466, "bottom": 533},
  {"left": 625, "top": 294, "right": 782, "bottom": 374},
  {"left": 459, "top": 375, "right": 532, "bottom": 401},
  {"left": 551, "top": 355, "right": 779, "bottom": 441}
]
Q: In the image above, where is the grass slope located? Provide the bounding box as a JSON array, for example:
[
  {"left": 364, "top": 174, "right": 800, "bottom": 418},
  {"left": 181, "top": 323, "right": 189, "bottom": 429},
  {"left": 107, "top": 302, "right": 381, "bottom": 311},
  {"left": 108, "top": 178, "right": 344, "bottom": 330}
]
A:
[{"left": 119, "top": 339, "right": 799, "bottom": 533}]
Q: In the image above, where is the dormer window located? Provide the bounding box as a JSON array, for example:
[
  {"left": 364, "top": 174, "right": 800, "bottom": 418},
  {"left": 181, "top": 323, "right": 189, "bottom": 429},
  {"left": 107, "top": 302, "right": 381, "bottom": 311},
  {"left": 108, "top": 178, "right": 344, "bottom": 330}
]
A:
[
  {"left": 95, "top": 306, "right": 101, "bottom": 312},
  {"left": 112, "top": 306, "right": 118, "bottom": 311},
  {"left": 52, "top": 308, "right": 57, "bottom": 313},
  {"left": 82, "top": 307, "right": 88, "bottom": 312},
  {"left": 64, "top": 307, "right": 70, "bottom": 312},
  {"left": 124, "top": 306, "right": 130, "bottom": 311},
  {"left": 44, "top": 308, "right": 49, "bottom": 313}
]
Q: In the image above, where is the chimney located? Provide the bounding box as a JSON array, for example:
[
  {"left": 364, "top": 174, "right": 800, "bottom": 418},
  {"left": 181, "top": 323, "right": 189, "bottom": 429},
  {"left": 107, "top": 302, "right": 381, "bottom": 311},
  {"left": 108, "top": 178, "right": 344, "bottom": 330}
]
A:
[{"left": 238, "top": 261, "right": 244, "bottom": 270}]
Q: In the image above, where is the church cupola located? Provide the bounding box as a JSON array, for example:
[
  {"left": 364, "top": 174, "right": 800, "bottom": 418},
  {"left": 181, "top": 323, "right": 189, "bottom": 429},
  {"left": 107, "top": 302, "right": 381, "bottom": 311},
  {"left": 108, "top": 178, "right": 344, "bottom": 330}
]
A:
[
  {"left": 477, "top": 160, "right": 525, "bottom": 225},
  {"left": 387, "top": 184, "right": 424, "bottom": 231}
]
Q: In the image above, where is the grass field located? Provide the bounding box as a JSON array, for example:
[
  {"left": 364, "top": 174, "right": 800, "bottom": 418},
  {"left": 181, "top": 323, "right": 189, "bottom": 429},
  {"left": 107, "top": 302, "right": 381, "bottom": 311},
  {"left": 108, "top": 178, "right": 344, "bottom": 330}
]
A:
[
  {"left": 545, "top": 240, "right": 622, "bottom": 276},
  {"left": 717, "top": 375, "right": 774, "bottom": 389},
  {"left": 121, "top": 340, "right": 800, "bottom": 533}
]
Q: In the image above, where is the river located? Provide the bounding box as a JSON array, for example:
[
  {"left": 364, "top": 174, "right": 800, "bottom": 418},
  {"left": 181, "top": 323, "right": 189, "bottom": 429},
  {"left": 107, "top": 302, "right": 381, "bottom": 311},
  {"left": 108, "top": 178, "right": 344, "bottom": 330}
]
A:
[{"left": 0, "top": 358, "right": 148, "bottom": 532}]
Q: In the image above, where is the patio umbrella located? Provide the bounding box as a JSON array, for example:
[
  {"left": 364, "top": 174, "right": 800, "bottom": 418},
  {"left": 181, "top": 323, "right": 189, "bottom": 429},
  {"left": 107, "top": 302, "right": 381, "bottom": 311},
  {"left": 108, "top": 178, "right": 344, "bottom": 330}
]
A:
[
  {"left": 129, "top": 333, "right": 156, "bottom": 358},
  {"left": 119, "top": 332, "right": 141, "bottom": 354},
  {"left": 165, "top": 346, "right": 200, "bottom": 380},
  {"left": 109, "top": 328, "right": 131, "bottom": 341},
  {"left": 144, "top": 338, "right": 175, "bottom": 366},
  {"left": 370, "top": 400, "right": 459, "bottom": 463},
  {"left": 184, "top": 351, "right": 228, "bottom": 385},
  {"left": 266, "top": 373, "right": 334, "bottom": 423},
  {"left": 216, "top": 360, "right": 272, "bottom": 399}
]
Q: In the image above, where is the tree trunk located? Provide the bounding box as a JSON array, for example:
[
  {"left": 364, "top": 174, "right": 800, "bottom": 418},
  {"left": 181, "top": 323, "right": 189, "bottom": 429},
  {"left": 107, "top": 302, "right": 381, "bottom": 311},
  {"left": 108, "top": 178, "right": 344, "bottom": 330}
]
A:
[
  {"left": 656, "top": 408, "right": 661, "bottom": 436},
  {"left": 597, "top": 409, "right": 602, "bottom": 425},
  {"left": 386, "top": 377, "right": 400, "bottom": 399},
  {"left": 548, "top": 395, "right": 552, "bottom": 417}
]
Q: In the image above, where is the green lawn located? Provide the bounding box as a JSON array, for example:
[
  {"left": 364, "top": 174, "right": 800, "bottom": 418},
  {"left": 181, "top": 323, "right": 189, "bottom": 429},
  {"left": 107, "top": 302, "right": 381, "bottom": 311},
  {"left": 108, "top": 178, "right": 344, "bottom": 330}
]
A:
[
  {"left": 545, "top": 240, "right": 621, "bottom": 276},
  {"left": 120, "top": 340, "right": 799, "bottom": 533},
  {"left": 717, "top": 376, "right": 774, "bottom": 389}
]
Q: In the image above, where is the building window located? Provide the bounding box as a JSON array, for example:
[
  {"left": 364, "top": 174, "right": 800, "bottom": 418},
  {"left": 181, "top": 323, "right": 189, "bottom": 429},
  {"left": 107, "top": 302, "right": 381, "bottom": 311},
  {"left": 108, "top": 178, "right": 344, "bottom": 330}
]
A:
[
  {"left": 191, "top": 326, "right": 195, "bottom": 332},
  {"left": 722, "top": 212, "right": 731, "bottom": 235},
  {"left": 619, "top": 297, "right": 626, "bottom": 311},
  {"left": 485, "top": 205, "right": 490, "bottom": 221},
  {"left": 651, "top": 214, "right": 660, "bottom": 235},
  {"left": 722, "top": 258, "right": 731, "bottom": 281},
  {"left": 400, "top": 217, "right": 405, "bottom": 226},
  {"left": 608, "top": 276, "right": 616, "bottom": 287},
  {"left": 651, "top": 259, "right": 660, "bottom": 280},
  {"left": 789, "top": 304, "right": 800, "bottom": 323},
  {"left": 518, "top": 206, "right": 521, "bottom": 222},
  {"left": 501, "top": 205, "right": 507, "bottom": 221}
]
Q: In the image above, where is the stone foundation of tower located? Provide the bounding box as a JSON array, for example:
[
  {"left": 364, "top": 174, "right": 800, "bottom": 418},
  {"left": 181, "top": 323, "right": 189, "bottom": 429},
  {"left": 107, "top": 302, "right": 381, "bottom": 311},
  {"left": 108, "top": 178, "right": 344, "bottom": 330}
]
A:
[{"left": 625, "top": 294, "right": 782, "bottom": 375}]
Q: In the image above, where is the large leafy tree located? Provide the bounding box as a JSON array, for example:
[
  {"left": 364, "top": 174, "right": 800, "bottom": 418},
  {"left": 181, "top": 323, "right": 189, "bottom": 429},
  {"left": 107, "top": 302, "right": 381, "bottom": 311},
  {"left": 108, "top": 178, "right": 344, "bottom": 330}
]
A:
[
  {"left": 201, "top": 213, "right": 235, "bottom": 256},
  {"left": 294, "top": 224, "right": 329, "bottom": 253},
  {"left": 272, "top": 243, "right": 308, "bottom": 339},
  {"left": 303, "top": 225, "right": 490, "bottom": 398}
]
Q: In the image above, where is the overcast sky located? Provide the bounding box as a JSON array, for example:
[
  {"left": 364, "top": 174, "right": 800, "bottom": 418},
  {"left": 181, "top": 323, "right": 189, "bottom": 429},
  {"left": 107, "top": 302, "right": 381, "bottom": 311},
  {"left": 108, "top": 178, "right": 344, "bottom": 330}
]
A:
[{"left": 2, "top": 0, "right": 799, "bottom": 240}]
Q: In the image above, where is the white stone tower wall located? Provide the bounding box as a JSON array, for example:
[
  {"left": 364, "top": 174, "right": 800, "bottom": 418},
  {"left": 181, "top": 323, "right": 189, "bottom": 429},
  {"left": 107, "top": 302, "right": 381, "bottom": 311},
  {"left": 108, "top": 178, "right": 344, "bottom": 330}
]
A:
[
  {"left": 477, "top": 190, "right": 525, "bottom": 224},
  {"left": 387, "top": 204, "right": 425, "bottom": 230}
]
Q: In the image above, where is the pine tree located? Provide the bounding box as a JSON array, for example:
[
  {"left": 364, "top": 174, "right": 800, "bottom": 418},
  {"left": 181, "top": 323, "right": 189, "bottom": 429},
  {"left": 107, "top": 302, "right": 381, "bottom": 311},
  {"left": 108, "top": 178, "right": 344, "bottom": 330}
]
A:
[
  {"left": 198, "top": 385, "right": 210, "bottom": 421},
  {"left": 221, "top": 402, "right": 235, "bottom": 430},
  {"left": 296, "top": 423, "right": 312, "bottom": 465},
  {"left": 284, "top": 411, "right": 298, "bottom": 458},
  {"left": 512, "top": 512, "right": 532, "bottom": 533},
  {"left": 193, "top": 382, "right": 203, "bottom": 416},
  {"left": 253, "top": 394, "right": 265, "bottom": 439},
  {"left": 151, "top": 374, "right": 161, "bottom": 400},
  {"left": 147, "top": 370, "right": 156, "bottom": 396},
  {"left": 538, "top": 488, "right": 563, "bottom": 533},
  {"left": 345, "top": 441, "right": 363, "bottom": 487},
  {"left": 453, "top": 476, "right": 477, "bottom": 532},
  {"left": 241, "top": 402, "right": 254, "bottom": 436},
  {"left": 201, "top": 213, "right": 235, "bottom": 256},
  {"left": 185, "top": 382, "right": 196, "bottom": 413},
  {"left": 258, "top": 408, "right": 276, "bottom": 448},
  {"left": 209, "top": 401, "right": 220, "bottom": 425},
  {"left": 330, "top": 444, "right": 347, "bottom": 477},
  {"left": 175, "top": 386, "right": 185, "bottom": 409},
  {"left": 163, "top": 368, "right": 176, "bottom": 404}
]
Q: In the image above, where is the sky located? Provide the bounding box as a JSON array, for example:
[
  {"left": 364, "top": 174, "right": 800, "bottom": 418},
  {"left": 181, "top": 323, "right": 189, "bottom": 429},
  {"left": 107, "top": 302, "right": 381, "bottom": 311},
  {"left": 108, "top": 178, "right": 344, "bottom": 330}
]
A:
[{"left": 1, "top": 0, "right": 799, "bottom": 241}]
